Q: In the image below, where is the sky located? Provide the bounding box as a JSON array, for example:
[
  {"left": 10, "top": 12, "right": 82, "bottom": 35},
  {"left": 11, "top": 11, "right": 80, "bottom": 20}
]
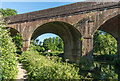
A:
[
  {"left": 1, "top": 2, "right": 75, "bottom": 14},
  {"left": 1, "top": 1, "right": 83, "bottom": 42}
]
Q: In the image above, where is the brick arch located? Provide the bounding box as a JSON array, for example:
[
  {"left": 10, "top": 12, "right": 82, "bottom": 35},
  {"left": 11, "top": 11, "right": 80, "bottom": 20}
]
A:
[
  {"left": 97, "top": 14, "right": 119, "bottom": 40},
  {"left": 30, "top": 21, "right": 82, "bottom": 63},
  {"left": 93, "top": 9, "right": 119, "bottom": 35},
  {"left": 5, "top": 27, "right": 23, "bottom": 37}
]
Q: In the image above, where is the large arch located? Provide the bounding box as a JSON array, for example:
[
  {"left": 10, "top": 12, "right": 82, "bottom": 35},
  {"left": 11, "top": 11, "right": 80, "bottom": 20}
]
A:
[
  {"left": 93, "top": 14, "right": 120, "bottom": 59},
  {"left": 95, "top": 14, "right": 119, "bottom": 40},
  {"left": 31, "top": 21, "right": 82, "bottom": 63}
]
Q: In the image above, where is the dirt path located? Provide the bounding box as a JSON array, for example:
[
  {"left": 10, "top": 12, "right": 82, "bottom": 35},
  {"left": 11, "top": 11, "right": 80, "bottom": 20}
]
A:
[{"left": 16, "top": 57, "right": 28, "bottom": 80}]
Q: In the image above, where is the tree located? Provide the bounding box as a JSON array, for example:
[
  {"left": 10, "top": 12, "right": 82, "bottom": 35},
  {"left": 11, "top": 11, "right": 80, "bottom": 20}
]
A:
[
  {"left": 43, "top": 38, "right": 51, "bottom": 51},
  {"left": 31, "top": 36, "right": 64, "bottom": 53},
  {"left": 93, "top": 30, "right": 101, "bottom": 54},
  {"left": 57, "top": 38, "right": 64, "bottom": 51},
  {"left": 55, "top": 37, "right": 59, "bottom": 47},
  {"left": 93, "top": 30, "right": 117, "bottom": 55},
  {"left": 104, "top": 33, "right": 117, "bottom": 55},
  {"left": 0, "top": 8, "right": 17, "bottom": 17}
]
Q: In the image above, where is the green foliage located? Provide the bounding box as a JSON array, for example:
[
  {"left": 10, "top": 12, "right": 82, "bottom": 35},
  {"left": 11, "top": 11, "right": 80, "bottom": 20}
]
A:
[
  {"left": 0, "top": 8, "right": 17, "bottom": 17},
  {"left": 30, "top": 40, "right": 45, "bottom": 53},
  {"left": 30, "top": 37, "right": 64, "bottom": 54},
  {"left": 12, "top": 33, "right": 23, "bottom": 51},
  {"left": 79, "top": 56, "right": 93, "bottom": 70},
  {"left": 93, "top": 30, "right": 117, "bottom": 55},
  {"left": 19, "top": 51, "right": 82, "bottom": 80},
  {"left": 0, "top": 25, "right": 18, "bottom": 79},
  {"left": 43, "top": 37, "right": 64, "bottom": 52},
  {"left": 93, "top": 61, "right": 118, "bottom": 79},
  {"left": 29, "top": 40, "right": 37, "bottom": 51}
]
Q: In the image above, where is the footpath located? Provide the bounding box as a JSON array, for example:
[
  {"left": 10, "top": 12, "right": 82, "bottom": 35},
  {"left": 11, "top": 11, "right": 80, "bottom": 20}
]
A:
[{"left": 16, "top": 57, "right": 28, "bottom": 80}]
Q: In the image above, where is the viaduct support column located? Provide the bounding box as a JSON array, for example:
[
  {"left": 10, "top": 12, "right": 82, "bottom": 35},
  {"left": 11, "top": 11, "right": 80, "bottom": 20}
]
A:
[
  {"left": 79, "top": 35, "right": 94, "bottom": 70},
  {"left": 23, "top": 40, "right": 30, "bottom": 51}
]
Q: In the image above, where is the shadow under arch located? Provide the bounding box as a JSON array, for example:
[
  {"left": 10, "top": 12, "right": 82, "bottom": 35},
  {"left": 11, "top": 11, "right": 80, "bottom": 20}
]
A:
[
  {"left": 93, "top": 14, "right": 119, "bottom": 40},
  {"left": 5, "top": 27, "right": 21, "bottom": 37},
  {"left": 31, "top": 21, "right": 82, "bottom": 63}
]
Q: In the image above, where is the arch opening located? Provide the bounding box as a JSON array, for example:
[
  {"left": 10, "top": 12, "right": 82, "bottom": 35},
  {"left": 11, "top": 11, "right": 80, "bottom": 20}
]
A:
[
  {"left": 93, "top": 14, "right": 119, "bottom": 60},
  {"left": 30, "top": 21, "right": 82, "bottom": 63},
  {"left": 30, "top": 33, "right": 64, "bottom": 58},
  {"left": 94, "top": 14, "right": 119, "bottom": 40},
  {"left": 93, "top": 30, "right": 117, "bottom": 56}
]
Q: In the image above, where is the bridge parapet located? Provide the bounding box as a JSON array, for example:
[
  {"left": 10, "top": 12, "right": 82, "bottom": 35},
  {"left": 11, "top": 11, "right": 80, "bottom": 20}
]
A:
[{"left": 4, "top": 2, "right": 119, "bottom": 24}]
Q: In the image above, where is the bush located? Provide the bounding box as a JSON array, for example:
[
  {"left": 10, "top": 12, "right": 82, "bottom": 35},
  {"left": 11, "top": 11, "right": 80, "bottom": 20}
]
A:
[
  {"left": 19, "top": 51, "right": 83, "bottom": 80},
  {"left": 0, "top": 27, "right": 18, "bottom": 80},
  {"left": 12, "top": 33, "right": 23, "bottom": 51}
]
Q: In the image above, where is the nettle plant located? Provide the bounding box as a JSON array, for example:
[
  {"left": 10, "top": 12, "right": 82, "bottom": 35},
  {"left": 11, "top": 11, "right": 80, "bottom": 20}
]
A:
[{"left": 0, "top": 17, "right": 18, "bottom": 80}]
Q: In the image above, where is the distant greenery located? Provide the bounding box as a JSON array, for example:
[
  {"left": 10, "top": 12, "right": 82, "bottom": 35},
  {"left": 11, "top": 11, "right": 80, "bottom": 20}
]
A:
[
  {"left": 30, "top": 37, "right": 64, "bottom": 53},
  {"left": 0, "top": 21, "right": 18, "bottom": 80},
  {"left": 43, "top": 37, "right": 64, "bottom": 51}
]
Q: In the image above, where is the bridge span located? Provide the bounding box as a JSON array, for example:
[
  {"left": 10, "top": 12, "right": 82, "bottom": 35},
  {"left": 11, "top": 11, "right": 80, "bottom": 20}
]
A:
[{"left": 4, "top": 2, "right": 120, "bottom": 64}]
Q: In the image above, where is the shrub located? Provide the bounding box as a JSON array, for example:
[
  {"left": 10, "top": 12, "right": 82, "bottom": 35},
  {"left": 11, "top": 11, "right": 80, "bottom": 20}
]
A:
[
  {"left": 19, "top": 51, "right": 83, "bottom": 80},
  {"left": 12, "top": 33, "right": 23, "bottom": 51},
  {"left": 0, "top": 26, "right": 18, "bottom": 80}
]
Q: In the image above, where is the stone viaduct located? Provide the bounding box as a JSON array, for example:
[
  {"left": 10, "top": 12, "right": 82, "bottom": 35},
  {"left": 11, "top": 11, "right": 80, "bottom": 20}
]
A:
[{"left": 4, "top": 2, "right": 120, "bottom": 63}]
